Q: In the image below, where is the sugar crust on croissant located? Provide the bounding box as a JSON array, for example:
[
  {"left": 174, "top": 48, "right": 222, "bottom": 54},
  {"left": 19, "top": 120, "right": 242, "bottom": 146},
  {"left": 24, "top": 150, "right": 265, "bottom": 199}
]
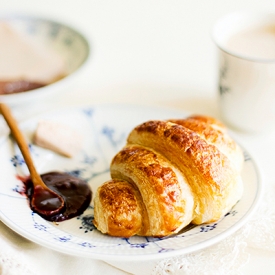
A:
[{"left": 93, "top": 115, "right": 244, "bottom": 237}]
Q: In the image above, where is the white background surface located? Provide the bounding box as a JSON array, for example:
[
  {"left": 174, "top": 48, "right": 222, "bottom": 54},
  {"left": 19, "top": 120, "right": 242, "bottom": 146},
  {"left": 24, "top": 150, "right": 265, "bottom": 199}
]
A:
[{"left": 1, "top": 0, "right": 275, "bottom": 274}]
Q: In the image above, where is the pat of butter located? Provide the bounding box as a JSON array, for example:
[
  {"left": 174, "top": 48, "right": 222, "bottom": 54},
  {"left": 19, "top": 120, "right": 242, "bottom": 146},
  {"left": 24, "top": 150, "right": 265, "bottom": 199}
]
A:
[{"left": 34, "top": 121, "right": 83, "bottom": 158}]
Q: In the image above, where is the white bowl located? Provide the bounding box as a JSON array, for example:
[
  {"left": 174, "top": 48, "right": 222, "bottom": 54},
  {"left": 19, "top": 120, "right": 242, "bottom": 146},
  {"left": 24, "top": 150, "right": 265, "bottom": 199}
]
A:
[{"left": 0, "top": 14, "right": 90, "bottom": 107}]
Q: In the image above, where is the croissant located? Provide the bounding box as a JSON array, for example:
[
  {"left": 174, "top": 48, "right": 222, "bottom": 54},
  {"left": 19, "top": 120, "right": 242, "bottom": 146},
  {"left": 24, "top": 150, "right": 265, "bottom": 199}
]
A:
[{"left": 93, "top": 115, "right": 244, "bottom": 237}]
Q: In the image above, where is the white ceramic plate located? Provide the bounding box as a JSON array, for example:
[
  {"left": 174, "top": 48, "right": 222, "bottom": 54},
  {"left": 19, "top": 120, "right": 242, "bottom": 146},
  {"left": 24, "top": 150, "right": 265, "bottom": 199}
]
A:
[{"left": 0, "top": 104, "right": 262, "bottom": 261}]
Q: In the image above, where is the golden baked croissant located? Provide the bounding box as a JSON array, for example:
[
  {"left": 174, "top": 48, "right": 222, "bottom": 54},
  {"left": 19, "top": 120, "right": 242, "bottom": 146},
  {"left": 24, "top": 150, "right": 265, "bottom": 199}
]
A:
[{"left": 93, "top": 115, "right": 244, "bottom": 237}]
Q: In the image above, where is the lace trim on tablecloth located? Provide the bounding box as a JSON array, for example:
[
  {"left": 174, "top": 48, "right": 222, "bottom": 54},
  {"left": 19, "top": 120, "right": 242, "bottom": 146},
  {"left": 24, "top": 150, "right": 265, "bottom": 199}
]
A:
[
  {"left": 245, "top": 184, "right": 275, "bottom": 252},
  {"left": 152, "top": 184, "right": 275, "bottom": 275},
  {"left": 0, "top": 259, "right": 34, "bottom": 275},
  {"left": 0, "top": 246, "right": 35, "bottom": 275},
  {"left": 152, "top": 227, "right": 250, "bottom": 275}
]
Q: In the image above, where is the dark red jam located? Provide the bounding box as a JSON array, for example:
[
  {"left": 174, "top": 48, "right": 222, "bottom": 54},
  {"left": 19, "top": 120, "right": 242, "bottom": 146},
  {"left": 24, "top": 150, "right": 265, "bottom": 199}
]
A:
[
  {"left": 0, "top": 80, "right": 46, "bottom": 94},
  {"left": 24, "top": 172, "right": 92, "bottom": 222}
]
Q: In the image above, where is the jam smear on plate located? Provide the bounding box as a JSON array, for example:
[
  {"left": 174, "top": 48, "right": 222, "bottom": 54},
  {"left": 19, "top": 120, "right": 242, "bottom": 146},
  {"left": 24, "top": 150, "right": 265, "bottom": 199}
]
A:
[
  {"left": 0, "top": 80, "right": 46, "bottom": 94},
  {"left": 23, "top": 172, "right": 92, "bottom": 222}
]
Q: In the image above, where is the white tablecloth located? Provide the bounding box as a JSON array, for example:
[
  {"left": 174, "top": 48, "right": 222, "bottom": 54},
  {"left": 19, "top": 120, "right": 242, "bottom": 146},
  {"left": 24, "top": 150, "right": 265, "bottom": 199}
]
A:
[{"left": 1, "top": 1, "right": 275, "bottom": 274}]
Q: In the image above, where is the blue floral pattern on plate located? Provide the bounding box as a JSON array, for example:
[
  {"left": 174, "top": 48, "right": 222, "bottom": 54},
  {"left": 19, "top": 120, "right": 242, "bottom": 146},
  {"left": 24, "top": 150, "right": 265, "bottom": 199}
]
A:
[{"left": 0, "top": 104, "right": 262, "bottom": 261}]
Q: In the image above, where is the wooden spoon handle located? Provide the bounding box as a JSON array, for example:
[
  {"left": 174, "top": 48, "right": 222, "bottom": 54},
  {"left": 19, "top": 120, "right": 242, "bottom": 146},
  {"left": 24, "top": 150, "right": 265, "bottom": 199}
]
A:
[{"left": 0, "top": 103, "right": 45, "bottom": 187}]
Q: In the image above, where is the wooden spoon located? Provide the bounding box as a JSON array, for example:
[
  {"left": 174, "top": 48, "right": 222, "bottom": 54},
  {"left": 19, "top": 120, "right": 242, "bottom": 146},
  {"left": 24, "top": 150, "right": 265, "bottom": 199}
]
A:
[{"left": 0, "top": 103, "right": 65, "bottom": 218}]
